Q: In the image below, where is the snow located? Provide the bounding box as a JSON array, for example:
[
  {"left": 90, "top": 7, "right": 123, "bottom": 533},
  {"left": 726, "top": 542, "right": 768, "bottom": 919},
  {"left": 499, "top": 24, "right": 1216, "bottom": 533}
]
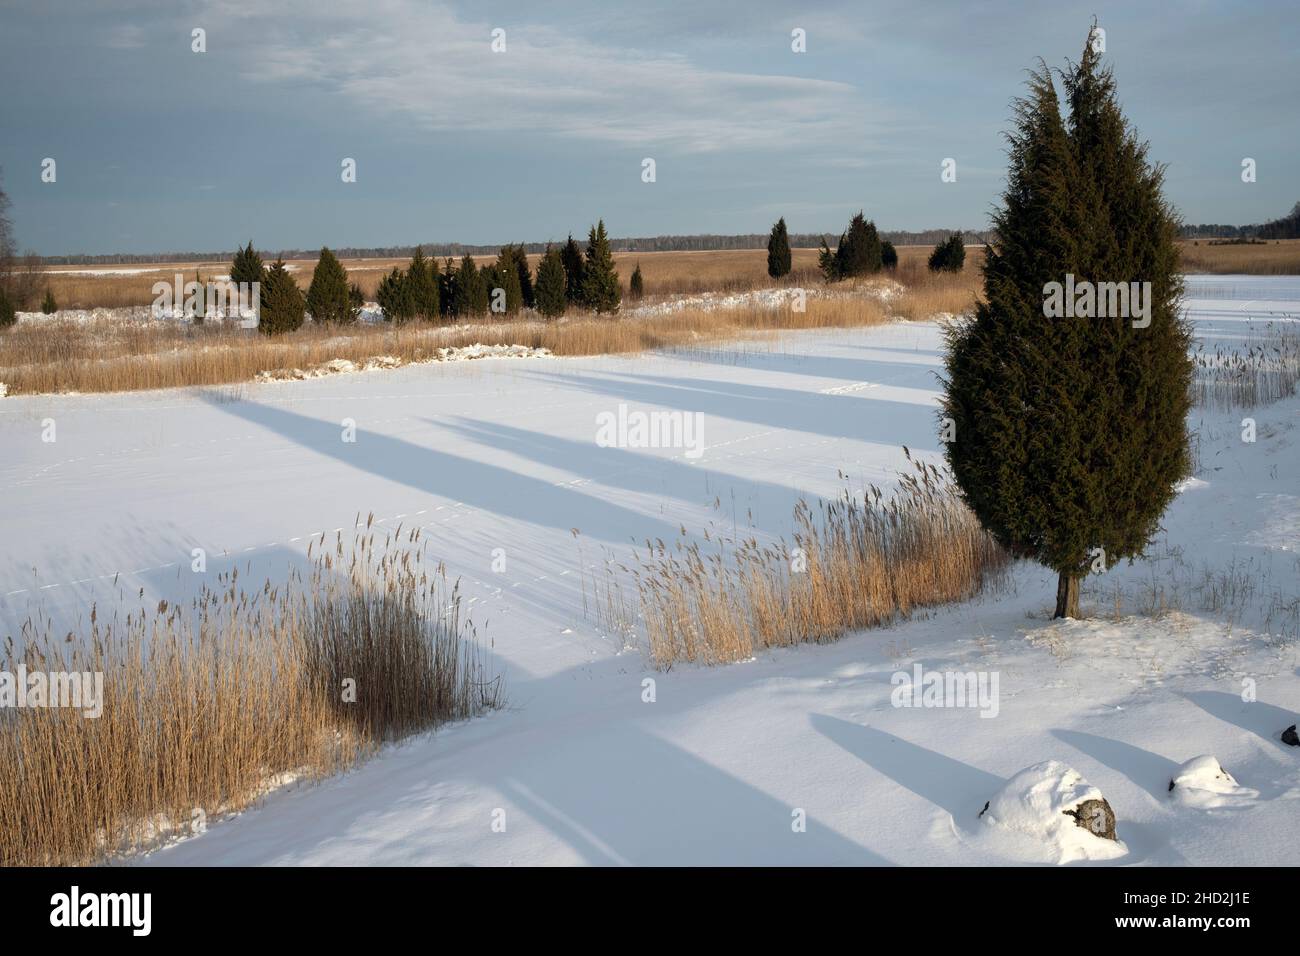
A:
[
  {"left": 1167, "top": 755, "right": 1259, "bottom": 810},
  {"left": 979, "top": 761, "right": 1128, "bottom": 863},
  {"left": 0, "top": 276, "right": 1297, "bottom": 866}
]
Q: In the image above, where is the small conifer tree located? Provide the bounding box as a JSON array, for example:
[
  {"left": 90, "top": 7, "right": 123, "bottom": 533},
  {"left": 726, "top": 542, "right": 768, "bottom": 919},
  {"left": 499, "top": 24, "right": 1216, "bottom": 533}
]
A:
[
  {"left": 561, "top": 234, "right": 585, "bottom": 305},
  {"left": 629, "top": 263, "right": 644, "bottom": 300},
  {"left": 230, "top": 240, "right": 265, "bottom": 289},
  {"left": 581, "top": 220, "right": 621, "bottom": 314},
  {"left": 258, "top": 259, "right": 305, "bottom": 336},
  {"left": 767, "top": 217, "right": 792, "bottom": 278},
  {"left": 534, "top": 245, "right": 567, "bottom": 318},
  {"left": 306, "top": 247, "right": 353, "bottom": 324},
  {"left": 41, "top": 288, "right": 57, "bottom": 314}
]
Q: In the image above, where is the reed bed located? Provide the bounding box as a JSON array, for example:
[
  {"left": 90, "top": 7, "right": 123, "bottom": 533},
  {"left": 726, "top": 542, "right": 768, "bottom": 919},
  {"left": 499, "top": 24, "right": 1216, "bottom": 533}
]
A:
[
  {"left": 1177, "top": 239, "right": 1300, "bottom": 276},
  {"left": 1191, "top": 322, "right": 1300, "bottom": 409},
  {"left": 0, "top": 522, "right": 500, "bottom": 866},
  {"left": 0, "top": 294, "right": 897, "bottom": 395},
  {"left": 631, "top": 457, "right": 1010, "bottom": 667}
]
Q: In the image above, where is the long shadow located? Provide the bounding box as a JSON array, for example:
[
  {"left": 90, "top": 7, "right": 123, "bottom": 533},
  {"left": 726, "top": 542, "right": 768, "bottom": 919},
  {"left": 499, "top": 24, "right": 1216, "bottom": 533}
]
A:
[
  {"left": 1052, "top": 729, "right": 1180, "bottom": 803},
  {"left": 520, "top": 369, "right": 940, "bottom": 449},
  {"left": 666, "top": 348, "right": 943, "bottom": 386},
  {"left": 435, "top": 416, "right": 815, "bottom": 523},
  {"left": 1183, "top": 691, "right": 1297, "bottom": 749},
  {"left": 810, "top": 714, "right": 1002, "bottom": 824},
  {"left": 195, "top": 391, "right": 682, "bottom": 545}
]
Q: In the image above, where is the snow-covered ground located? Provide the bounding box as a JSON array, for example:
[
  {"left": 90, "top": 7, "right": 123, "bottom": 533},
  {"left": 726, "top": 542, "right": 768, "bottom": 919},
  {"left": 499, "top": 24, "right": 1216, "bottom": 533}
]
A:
[{"left": 0, "top": 276, "right": 1296, "bottom": 866}]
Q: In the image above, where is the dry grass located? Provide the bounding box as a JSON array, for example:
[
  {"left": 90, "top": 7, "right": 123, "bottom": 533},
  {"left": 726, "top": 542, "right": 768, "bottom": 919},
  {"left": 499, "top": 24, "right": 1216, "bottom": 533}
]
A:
[
  {"left": 0, "top": 523, "right": 501, "bottom": 866},
  {"left": 1191, "top": 321, "right": 1300, "bottom": 410},
  {"left": 631, "top": 457, "right": 1010, "bottom": 667},
  {"left": 1178, "top": 239, "right": 1300, "bottom": 275}
]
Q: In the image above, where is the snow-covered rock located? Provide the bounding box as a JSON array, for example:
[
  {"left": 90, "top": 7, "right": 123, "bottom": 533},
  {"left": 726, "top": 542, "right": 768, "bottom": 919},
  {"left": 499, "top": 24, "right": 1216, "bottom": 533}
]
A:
[
  {"left": 1168, "top": 756, "right": 1258, "bottom": 809},
  {"left": 980, "top": 760, "right": 1127, "bottom": 863}
]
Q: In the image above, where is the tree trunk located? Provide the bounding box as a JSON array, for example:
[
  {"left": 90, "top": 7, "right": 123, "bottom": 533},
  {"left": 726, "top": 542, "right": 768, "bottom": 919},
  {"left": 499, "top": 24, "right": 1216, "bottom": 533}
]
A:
[{"left": 1054, "top": 571, "right": 1081, "bottom": 619}]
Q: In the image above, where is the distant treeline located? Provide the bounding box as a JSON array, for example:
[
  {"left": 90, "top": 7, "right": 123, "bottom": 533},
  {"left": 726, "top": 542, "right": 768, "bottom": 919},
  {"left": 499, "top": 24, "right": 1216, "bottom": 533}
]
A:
[
  {"left": 1180, "top": 201, "right": 1300, "bottom": 240},
  {"left": 38, "top": 229, "right": 992, "bottom": 266}
]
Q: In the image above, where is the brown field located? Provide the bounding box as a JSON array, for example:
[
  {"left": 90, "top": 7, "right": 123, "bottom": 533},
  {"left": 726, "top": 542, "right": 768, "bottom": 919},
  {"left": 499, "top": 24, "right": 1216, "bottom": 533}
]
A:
[
  {"left": 1175, "top": 238, "right": 1300, "bottom": 275},
  {"left": 4, "top": 246, "right": 984, "bottom": 396}
]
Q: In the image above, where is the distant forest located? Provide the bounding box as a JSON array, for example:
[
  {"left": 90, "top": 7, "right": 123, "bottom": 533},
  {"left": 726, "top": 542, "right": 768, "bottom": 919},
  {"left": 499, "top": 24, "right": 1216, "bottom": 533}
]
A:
[
  {"left": 37, "top": 229, "right": 993, "bottom": 266},
  {"left": 35, "top": 202, "right": 1300, "bottom": 265}
]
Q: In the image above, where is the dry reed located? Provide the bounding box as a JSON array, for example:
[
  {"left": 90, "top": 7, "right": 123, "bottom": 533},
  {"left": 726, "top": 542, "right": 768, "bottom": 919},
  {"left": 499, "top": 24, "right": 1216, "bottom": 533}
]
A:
[{"left": 0, "top": 521, "right": 501, "bottom": 866}]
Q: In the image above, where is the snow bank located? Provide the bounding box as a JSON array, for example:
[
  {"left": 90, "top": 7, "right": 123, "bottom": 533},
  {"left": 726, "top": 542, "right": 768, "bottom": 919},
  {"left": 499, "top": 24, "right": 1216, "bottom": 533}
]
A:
[
  {"left": 255, "top": 344, "right": 551, "bottom": 382},
  {"left": 1168, "top": 756, "right": 1258, "bottom": 809},
  {"left": 625, "top": 282, "right": 902, "bottom": 318},
  {"left": 980, "top": 760, "right": 1127, "bottom": 863}
]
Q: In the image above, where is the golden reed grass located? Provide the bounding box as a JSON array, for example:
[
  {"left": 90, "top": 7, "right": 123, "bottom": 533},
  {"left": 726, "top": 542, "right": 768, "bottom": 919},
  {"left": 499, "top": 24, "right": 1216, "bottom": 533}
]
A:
[
  {"left": 0, "top": 521, "right": 501, "bottom": 866},
  {"left": 631, "top": 457, "right": 1010, "bottom": 667}
]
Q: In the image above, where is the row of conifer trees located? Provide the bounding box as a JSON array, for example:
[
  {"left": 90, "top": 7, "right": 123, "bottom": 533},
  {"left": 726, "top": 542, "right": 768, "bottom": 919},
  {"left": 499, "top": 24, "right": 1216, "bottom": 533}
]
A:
[
  {"left": 229, "top": 220, "right": 643, "bottom": 335},
  {"left": 767, "top": 214, "right": 964, "bottom": 281}
]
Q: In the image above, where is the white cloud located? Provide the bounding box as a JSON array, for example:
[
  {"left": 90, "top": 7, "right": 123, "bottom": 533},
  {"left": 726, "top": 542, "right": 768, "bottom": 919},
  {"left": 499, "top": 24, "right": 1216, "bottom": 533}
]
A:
[{"left": 202, "top": 0, "right": 885, "bottom": 153}]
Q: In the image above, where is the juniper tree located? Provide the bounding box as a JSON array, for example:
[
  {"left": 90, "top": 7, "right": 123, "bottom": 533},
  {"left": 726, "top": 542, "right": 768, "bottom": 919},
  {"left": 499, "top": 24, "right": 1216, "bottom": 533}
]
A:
[
  {"left": 881, "top": 240, "right": 899, "bottom": 270},
  {"left": 819, "top": 212, "right": 883, "bottom": 280},
  {"left": 505, "top": 244, "right": 534, "bottom": 308},
  {"left": 453, "top": 255, "right": 486, "bottom": 317},
  {"left": 767, "top": 217, "right": 792, "bottom": 278},
  {"left": 348, "top": 282, "right": 364, "bottom": 316},
  {"left": 406, "top": 246, "right": 440, "bottom": 320},
  {"left": 230, "top": 241, "right": 265, "bottom": 288},
  {"left": 258, "top": 259, "right": 305, "bottom": 336},
  {"left": 629, "top": 263, "right": 644, "bottom": 300},
  {"left": 940, "top": 40, "right": 1191, "bottom": 620},
  {"left": 41, "top": 288, "right": 56, "bottom": 314},
  {"left": 306, "top": 247, "right": 354, "bottom": 324},
  {"left": 561, "top": 234, "right": 585, "bottom": 305},
  {"left": 376, "top": 267, "right": 415, "bottom": 323},
  {"left": 493, "top": 247, "right": 524, "bottom": 314},
  {"left": 928, "top": 233, "right": 966, "bottom": 272},
  {"left": 534, "top": 245, "right": 567, "bottom": 318},
  {"left": 582, "top": 219, "right": 621, "bottom": 314},
  {"left": 0, "top": 287, "right": 14, "bottom": 328}
]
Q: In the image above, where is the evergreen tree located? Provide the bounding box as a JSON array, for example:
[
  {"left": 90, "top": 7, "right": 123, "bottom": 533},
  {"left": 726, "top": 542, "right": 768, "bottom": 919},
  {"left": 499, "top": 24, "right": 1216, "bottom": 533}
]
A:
[
  {"left": 561, "top": 233, "right": 586, "bottom": 305},
  {"left": 767, "top": 217, "right": 792, "bottom": 278},
  {"left": 819, "top": 212, "right": 883, "bottom": 280},
  {"left": 230, "top": 240, "right": 265, "bottom": 289},
  {"left": 534, "top": 245, "right": 567, "bottom": 318},
  {"left": 928, "top": 233, "right": 966, "bottom": 272},
  {"left": 504, "top": 244, "right": 534, "bottom": 308},
  {"left": 348, "top": 282, "right": 364, "bottom": 315},
  {"left": 306, "top": 247, "right": 355, "bottom": 324},
  {"left": 439, "top": 258, "right": 457, "bottom": 318},
  {"left": 41, "top": 287, "right": 57, "bottom": 314},
  {"left": 376, "top": 267, "right": 415, "bottom": 323},
  {"left": 493, "top": 247, "right": 524, "bottom": 314},
  {"left": 581, "top": 219, "right": 621, "bottom": 314},
  {"left": 629, "top": 263, "right": 644, "bottom": 300},
  {"left": 453, "top": 255, "right": 486, "bottom": 317},
  {"left": 940, "top": 39, "right": 1191, "bottom": 620},
  {"left": 406, "top": 246, "right": 440, "bottom": 320},
  {"left": 258, "top": 259, "right": 305, "bottom": 336},
  {"left": 0, "top": 286, "right": 14, "bottom": 328},
  {"left": 881, "top": 240, "right": 899, "bottom": 270}
]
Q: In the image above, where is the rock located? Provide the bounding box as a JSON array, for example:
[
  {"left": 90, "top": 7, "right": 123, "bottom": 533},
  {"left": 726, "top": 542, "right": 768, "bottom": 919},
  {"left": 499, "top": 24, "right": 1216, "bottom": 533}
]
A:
[
  {"left": 1168, "top": 755, "right": 1258, "bottom": 809},
  {"left": 1064, "top": 797, "right": 1117, "bottom": 840},
  {"left": 980, "top": 760, "right": 1126, "bottom": 862},
  {"left": 1282, "top": 724, "right": 1299, "bottom": 747}
]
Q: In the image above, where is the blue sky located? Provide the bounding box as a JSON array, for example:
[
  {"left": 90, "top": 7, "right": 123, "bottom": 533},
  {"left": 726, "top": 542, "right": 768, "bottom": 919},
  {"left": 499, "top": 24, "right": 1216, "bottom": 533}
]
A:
[{"left": 1, "top": 0, "right": 1296, "bottom": 255}]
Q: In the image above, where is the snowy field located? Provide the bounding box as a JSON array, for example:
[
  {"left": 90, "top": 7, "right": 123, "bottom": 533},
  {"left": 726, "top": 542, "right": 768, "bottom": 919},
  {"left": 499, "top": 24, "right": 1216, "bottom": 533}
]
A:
[{"left": 1, "top": 276, "right": 1297, "bottom": 866}]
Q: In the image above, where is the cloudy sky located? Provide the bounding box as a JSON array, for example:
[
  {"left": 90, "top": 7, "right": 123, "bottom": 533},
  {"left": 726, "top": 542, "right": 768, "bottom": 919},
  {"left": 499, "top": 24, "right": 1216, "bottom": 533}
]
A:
[{"left": 1, "top": 0, "right": 1296, "bottom": 255}]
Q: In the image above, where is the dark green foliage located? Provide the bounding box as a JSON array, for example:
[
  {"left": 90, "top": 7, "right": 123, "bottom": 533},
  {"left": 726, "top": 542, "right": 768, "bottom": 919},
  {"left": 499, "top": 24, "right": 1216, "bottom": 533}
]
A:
[
  {"left": 561, "top": 234, "right": 585, "bottom": 305},
  {"left": 881, "top": 240, "right": 899, "bottom": 270},
  {"left": 41, "top": 287, "right": 57, "bottom": 314},
  {"left": 348, "top": 282, "right": 364, "bottom": 314},
  {"left": 0, "top": 286, "right": 16, "bottom": 328},
  {"left": 438, "top": 258, "right": 456, "bottom": 318},
  {"left": 502, "top": 244, "right": 534, "bottom": 308},
  {"left": 581, "top": 220, "right": 621, "bottom": 314},
  {"left": 492, "top": 248, "right": 524, "bottom": 315},
  {"left": 452, "top": 255, "right": 487, "bottom": 317},
  {"left": 927, "top": 234, "right": 966, "bottom": 272},
  {"left": 534, "top": 246, "right": 567, "bottom": 318},
  {"left": 405, "top": 246, "right": 440, "bottom": 320},
  {"left": 306, "top": 247, "right": 355, "bottom": 324},
  {"left": 767, "top": 217, "right": 792, "bottom": 278},
  {"left": 376, "top": 267, "right": 415, "bottom": 323},
  {"left": 230, "top": 240, "right": 265, "bottom": 289},
  {"left": 940, "top": 37, "right": 1192, "bottom": 619},
  {"left": 819, "top": 212, "right": 883, "bottom": 281},
  {"left": 258, "top": 259, "right": 305, "bottom": 336},
  {"left": 629, "top": 263, "right": 644, "bottom": 300}
]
